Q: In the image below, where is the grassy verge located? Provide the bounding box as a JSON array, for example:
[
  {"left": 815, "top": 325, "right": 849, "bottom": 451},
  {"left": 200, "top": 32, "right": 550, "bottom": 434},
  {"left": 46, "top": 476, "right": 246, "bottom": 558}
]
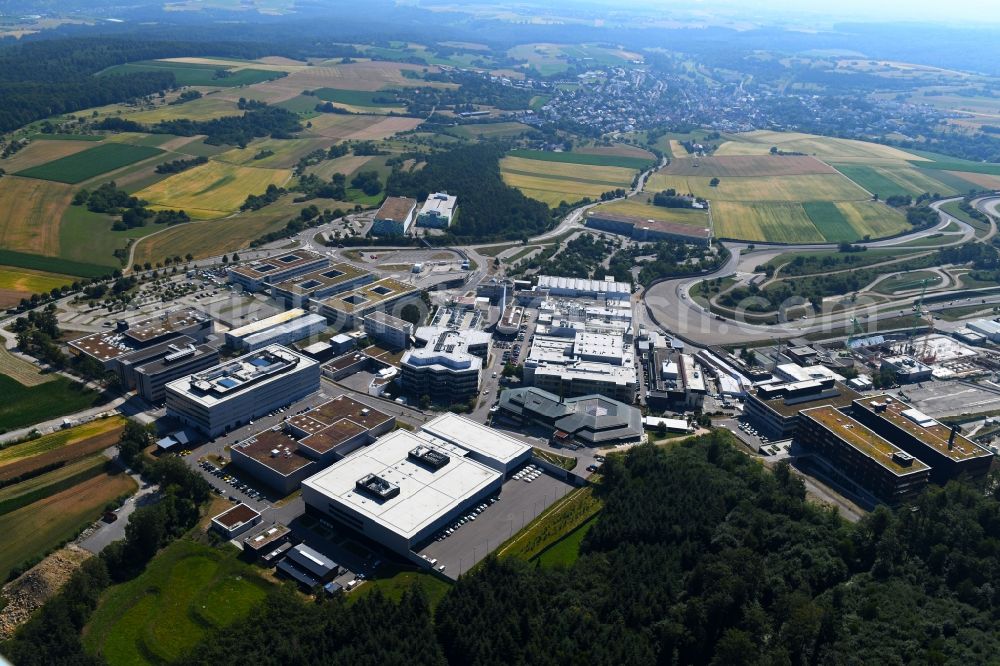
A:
[
  {"left": 496, "top": 486, "right": 602, "bottom": 562},
  {"left": 533, "top": 513, "right": 598, "bottom": 568},
  {"left": 532, "top": 447, "right": 577, "bottom": 470},
  {"left": 940, "top": 199, "right": 991, "bottom": 235}
]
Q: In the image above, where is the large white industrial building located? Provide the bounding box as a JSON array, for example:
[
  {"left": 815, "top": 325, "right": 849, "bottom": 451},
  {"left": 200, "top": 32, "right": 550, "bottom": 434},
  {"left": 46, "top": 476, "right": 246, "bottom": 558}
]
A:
[
  {"left": 225, "top": 309, "right": 328, "bottom": 351},
  {"left": 165, "top": 345, "right": 320, "bottom": 437},
  {"left": 302, "top": 414, "right": 530, "bottom": 556}
]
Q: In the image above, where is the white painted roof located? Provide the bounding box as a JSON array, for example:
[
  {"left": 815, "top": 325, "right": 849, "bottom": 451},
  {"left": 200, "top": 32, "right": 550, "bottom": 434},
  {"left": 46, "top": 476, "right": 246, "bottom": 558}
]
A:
[
  {"left": 421, "top": 412, "right": 530, "bottom": 466},
  {"left": 302, "top": 430, "right": 500, "bottom": 539}
]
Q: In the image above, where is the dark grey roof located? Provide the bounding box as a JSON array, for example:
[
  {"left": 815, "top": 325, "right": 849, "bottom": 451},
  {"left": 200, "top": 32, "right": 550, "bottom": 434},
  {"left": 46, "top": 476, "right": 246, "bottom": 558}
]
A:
[{"left": 499, "top": 387, "right": 642, "bottom": 444}]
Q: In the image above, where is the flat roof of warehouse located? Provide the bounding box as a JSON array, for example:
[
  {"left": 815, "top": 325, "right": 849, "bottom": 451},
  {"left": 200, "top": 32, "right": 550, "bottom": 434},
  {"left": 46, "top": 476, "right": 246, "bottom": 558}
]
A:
[
  {"left": 303, "top": 430, "right": 500, "bottom": 539},
  {"left": 421, "top": 412, "right": 530, "bottom": 466}
]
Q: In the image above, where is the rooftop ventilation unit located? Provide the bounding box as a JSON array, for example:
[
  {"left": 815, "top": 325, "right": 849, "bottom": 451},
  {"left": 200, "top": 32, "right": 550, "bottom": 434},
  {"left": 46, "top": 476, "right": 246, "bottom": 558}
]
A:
[
  {"left": 355, "top": 473, "right": 400, "bottom": 500},
  {"left": 892, "top": 451, "right": 915, "bottom": 467},
  {"left": 408, "top": 445, "right": 450, "bottom": 470}
]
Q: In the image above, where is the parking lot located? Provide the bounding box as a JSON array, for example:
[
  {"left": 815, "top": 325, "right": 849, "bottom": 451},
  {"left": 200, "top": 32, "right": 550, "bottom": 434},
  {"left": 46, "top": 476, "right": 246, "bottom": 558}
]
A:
[{"left": 417, "top": 466, "right": 575, "bottom": 579}]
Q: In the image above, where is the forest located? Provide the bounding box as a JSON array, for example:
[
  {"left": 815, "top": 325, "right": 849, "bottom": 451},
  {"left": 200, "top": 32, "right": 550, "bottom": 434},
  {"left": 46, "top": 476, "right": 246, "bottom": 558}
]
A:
[
  {"left": 0, "top": 38, "right": 280, "bottom": 134},
  {"left": 7, "top": 431, "right": 1000, "bottom": 665},
  {"left": 387, "top": 144, "right": 552, "bottom": 239}
]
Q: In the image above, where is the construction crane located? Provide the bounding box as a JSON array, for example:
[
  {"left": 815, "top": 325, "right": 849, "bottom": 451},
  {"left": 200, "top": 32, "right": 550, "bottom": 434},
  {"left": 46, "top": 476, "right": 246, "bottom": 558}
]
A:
[
  {"left": 908, "top": 278, "right": 930, "bottom": 355},
  {"left": 848, "top": 316, "right": 866, "bottom": 349}
]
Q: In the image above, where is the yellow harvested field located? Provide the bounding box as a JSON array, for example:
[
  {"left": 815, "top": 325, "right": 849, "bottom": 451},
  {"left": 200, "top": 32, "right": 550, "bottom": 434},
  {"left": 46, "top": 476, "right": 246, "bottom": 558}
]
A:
[
  {"left": 711, "top": 201, "right": 824, "bottom": 243},
  {"left": 503, "top": 179, "right": 600, "bottom": 205},
  {"left": 0, "top": 140, "right": 95, "bottom": 172},
  {"left": 237, "top": 61, "right": 453, "bottom": 103},
  {"left": 0, "top": 176, "right": 74, "bottom": 256},
  {"left": 305, "top": 154, "right": 376, "bottom": 180},
  {"left": 215, "top": 138, "right": 332, "bottom": 169},
  {"left": 131, "top": 196, "right": 346, "bottom": 266},
  {"left": 257, "top": 56, "right": 308, "bottom": 66},
  {"left": 834, "top": 201, "right": 908, "bottom": 238},
  {"left": 662, "top": 155, "right": 835, "bottom": 177},
  {"left": 668, "top": 140, "right": 687, "bottom": 157},
  {"left": 307, "top": 114, "right": 423, "bottom": 140},
  {"left": 945, "top": 170, "right": 1000, "bottom": 190},
  {"left": 501, "top": 156, "right": 636, "bottom": 207},
  {"left": 577, "top": 143, "right": 656, "bottom": 160},
  {"left": 0, "top": 267, "right": 73, "bottom": 295},
  {"left": 0, "top": 345, "right": 49, "bottom": 387},
  {"left": 501, "top": 156, "right": 635, "bottom": 184},
  {"left": 715, "top": 131, "right": 926, "bottom": 161},
  {"left": 133, "top": 161, "right": 292, "bottom": 218},
  {"left": 593, "top": 197, "right": 709, "bottom": 228},
  {"left": 646, "top": 173, "right": 868, "bottom": 202},
  {"left": 126, "top": 96, "right": 241, "bottom": 124},
  {"left": 160, "top": 57, "right": 298, "bottom": 73}
]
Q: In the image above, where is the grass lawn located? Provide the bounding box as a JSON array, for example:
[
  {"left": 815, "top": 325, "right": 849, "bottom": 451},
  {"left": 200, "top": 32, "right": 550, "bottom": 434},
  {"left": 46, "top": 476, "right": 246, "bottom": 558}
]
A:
[
  {"left": 872, "top": 270, "right": 943, "bottom": 295},
  {"left": 940, "top": 199, "right": 992, "bottom": 234},
  {"left": 0, "top": 374, "right": 102, "bottom": 434},
  {"left": 16, "top": 144, "right": 163, "bottom": 184},
  {"left": 84, "top": 539, "right": 273, "bottom": 665},
  {"left": 0, "top": 469, "right": 135, "bottom": 581}
]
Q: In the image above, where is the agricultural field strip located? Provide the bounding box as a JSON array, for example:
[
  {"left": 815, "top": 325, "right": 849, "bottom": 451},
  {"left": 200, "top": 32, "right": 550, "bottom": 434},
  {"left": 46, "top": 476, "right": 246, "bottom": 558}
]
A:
[
  {"left": 646, "top": 172, "right": 870, "bottom": 202},
  {"left": 0, "top": 472, "right": 137, "bottom": 582}
]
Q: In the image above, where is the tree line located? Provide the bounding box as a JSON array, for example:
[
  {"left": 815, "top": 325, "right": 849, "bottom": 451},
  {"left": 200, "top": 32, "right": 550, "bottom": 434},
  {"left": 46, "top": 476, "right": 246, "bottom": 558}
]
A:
[{"left": 387, "top": 143, "right": 552, "bottom": 239}]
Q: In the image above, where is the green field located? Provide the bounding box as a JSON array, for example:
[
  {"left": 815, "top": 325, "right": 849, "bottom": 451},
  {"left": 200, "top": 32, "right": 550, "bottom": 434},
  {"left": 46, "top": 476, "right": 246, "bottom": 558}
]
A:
[
  {"left": 0, "top": 374, "right": 101, "bottom": 433},
  {"left": 84, "top": 539, "right": 273, "bottom": 665},
  {"left": 451, "top": 122, "right": 532, "bottom": 140},
  {"left": 507, "top": 148, "right": 652, "bottom": 170},
  {"left": 30, "top": 134, "right": 103, "bottom": 142},
  {"left": 0, "top": 248, "right": 114, "bottom": 278},
  {"left": 313, "top": 88, "right": 405, "bottom": 108},
  {"left": 100, "top": 61, "right": 284, "bottom": 87},
  {"left": 16, "top": 144, "right": 163, "bottom": 184},
  {"left": 0, "top": 469, "right": 135, "bottom": 581},
  {"left": 802, "top": 201, "right": 859, "bottom": 241},
  {"left": 833, "top": 164, "right": 958, "bottom": 198}
]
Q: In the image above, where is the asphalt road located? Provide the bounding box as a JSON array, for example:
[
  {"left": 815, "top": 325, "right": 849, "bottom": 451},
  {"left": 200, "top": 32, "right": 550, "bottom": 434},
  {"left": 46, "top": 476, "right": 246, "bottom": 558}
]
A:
[{"left": 643, "top": 195, "right": 1000, "bottom": 346}]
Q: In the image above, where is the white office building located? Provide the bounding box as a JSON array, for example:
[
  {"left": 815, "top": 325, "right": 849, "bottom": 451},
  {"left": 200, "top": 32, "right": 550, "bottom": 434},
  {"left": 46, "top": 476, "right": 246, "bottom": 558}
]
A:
[
  {"left": 302, "top": 416, "right": 529, "bottom": 556},
  {"left": 228, "top": 312, "right": 328, "bottom": 352},
  {"left": 416, "top": 192, "right": 457, "bottom": 228},
  {"left": 165, "top": 345, "right": 320, "bottom": 437}
]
